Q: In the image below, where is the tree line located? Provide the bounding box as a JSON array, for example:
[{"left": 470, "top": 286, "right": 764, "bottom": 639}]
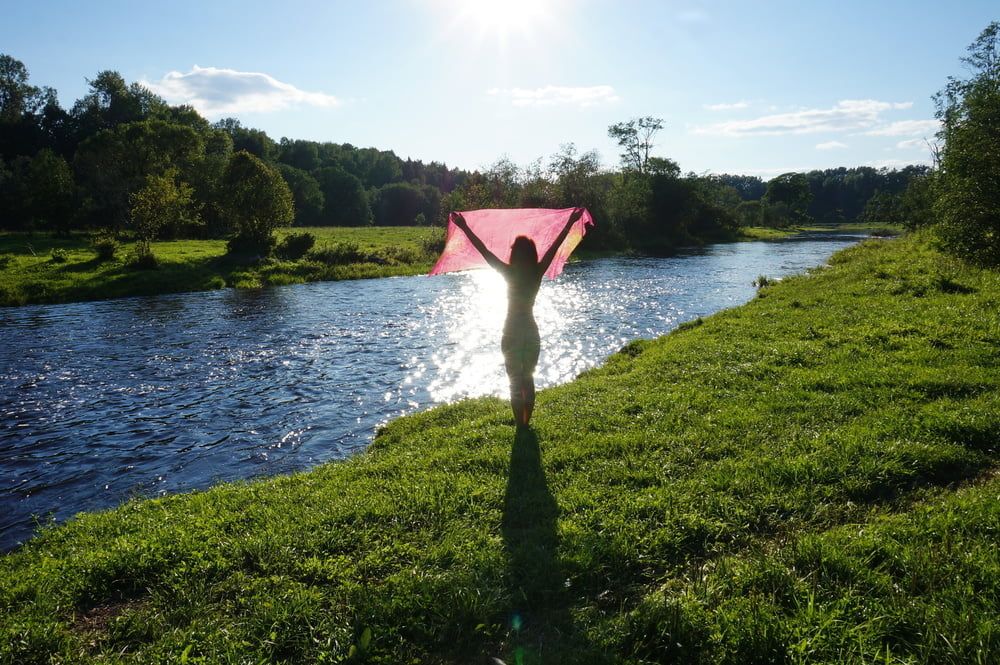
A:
[{"left": 1, "top": 53, "right": 939, "bottom": 263}]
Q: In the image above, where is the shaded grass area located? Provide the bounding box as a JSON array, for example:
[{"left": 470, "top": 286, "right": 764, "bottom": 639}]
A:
[
  {"left": 2, "top": 233, "right": 998, "bottom": 663},
  {"left": 0, "top": 227, "right": 443, "bottom": 307}
]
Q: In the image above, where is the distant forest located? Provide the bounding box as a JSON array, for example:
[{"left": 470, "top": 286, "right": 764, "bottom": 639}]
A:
[{"left": 1, "top": 54, "right": 929, "bottom": 254}]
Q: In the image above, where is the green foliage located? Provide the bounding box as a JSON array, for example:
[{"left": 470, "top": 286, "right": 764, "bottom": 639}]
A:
[
  {"left": 313, "top": 166, "right": 371, "bottom": 226},
  {"left": 221, "top": 151, "right": 293, "bottom": 255},
  {"left": 371, "top": 181, "right": 438, "bottom": 226},
  {"left": 277, "top": 164, "right": 324, "bottom": 226},
  {"left": 764, "top": 172, "right": 812, "bottom": 223},
  {"left": 127, "top": 242, "right": 158, "bottom": 270},
  {"left": 2, "top": 236, "right": 999, "bottom": 663},
  {"left": 933, "top": 21, "right": 1000, "bottom": 265},
  {"left": 19, "top": 149, "right": 75, "bottom": 232},
  {"left": 129, "top": 169, "right": 195, "bottom": 252},
  {"left": 275, "top": 231, "right": 315, "bottom": 260},
  {"left": 608, "top": 116, "right": 664, "bottom": 173},
  {"left": 74, "top": 119, "right": 203, "bottom": 231},
  {"left": 0, "top": 227, "right": 439, "bottom": 306},
  {"left": 90, "top": 234, "right": 118, "bottom": 262}
]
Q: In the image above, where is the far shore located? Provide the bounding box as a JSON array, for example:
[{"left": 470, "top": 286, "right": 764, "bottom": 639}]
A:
[{"left": 0, "top": 223, "right": 899, "bottom": 308}]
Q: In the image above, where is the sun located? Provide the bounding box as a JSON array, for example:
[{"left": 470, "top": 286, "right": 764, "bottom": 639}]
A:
[{"left": 436, "top": 0, "right": 561, "bottom": 42}]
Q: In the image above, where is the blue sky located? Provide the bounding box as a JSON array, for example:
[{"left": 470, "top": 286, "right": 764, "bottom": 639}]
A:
[{"left": 3, "top": 1, "right": 996, "bottom": 176}]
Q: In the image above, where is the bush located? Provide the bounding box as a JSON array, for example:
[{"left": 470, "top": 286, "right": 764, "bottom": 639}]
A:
[
  {"left": 420, "top": 231, "right": 446, "bottom": 256},
  {"left": 48, "top": 248, "right": 68, "bottom": 263},
  {"left": 276, "top": 232, "right": 316, "bottom": 260},
  {"left": 128, "top": 243, "right": 158, "bottom": 270},
  {"left": 227, "top": 233, "right": 276, "bottom": 258},
  {"left": 91, "top": 235, "right": 118, "bottom": 262}
]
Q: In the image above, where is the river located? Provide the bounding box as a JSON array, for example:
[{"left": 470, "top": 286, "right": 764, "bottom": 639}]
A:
[{"left": 0, "top": 233, "right": 865, "bottom": 550}]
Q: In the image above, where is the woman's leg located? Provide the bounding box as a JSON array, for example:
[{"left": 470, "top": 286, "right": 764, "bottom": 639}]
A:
[
  {"left": 509, "top": 374, "right": 525, "bottom": 425},
  {"left": 522, "top": 377, "right": 535, "bottom": 425}
]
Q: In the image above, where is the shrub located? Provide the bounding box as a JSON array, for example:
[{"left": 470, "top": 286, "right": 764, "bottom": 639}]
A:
[
  {"left": 227, "top": 233, "right": 276, "bottom": 258},
  {"left": 276, "top": 232, "right": 316, "bottom": 260},
  {"left": 92, "top": 235, "right": 118, "bottom": 262},
  {"left": 420, "top": 231, "right": 446, "bottom": 257},
  {"left": 49, "top": 248, "right": 68, "bottom": 263},
  {"left": 128, "top": 243, "right": 158, "bottom": 270}
]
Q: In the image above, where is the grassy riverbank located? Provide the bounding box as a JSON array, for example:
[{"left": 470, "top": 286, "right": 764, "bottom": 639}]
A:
[
  {"left": 3, "top": 233, "right": 998, "bottom": 663},
  {"left": 1, "top": 226, "right": 870, "bottom": 308},
  {"left": 0, "top": 227, "right": 443, "bottom": 307}
]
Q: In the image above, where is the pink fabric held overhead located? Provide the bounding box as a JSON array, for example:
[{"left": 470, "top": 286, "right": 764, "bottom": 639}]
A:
[{"left": 430, "top": 207, "right": 595, "bottom": 279}]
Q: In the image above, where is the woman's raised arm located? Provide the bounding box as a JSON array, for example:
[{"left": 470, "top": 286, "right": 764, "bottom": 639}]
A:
[
  {"left": 537, "top": 207, "right": 584, "bottom": 276},
  {"left": 452, "top": 213, "right": 507, "bottom": 272}
]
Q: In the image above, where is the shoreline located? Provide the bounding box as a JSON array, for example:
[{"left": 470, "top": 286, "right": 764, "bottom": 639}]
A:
[
  {"left": 3, "top": 232, "right": 997, "bottom": 662},
  {"left": 0, "top": 224, "right": 891, "bottom": 309}
]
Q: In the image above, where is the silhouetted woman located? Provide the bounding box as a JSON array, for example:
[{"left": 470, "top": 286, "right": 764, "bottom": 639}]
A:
[{"left": 452, "top": 207, "right": 585, "bottom": 427}]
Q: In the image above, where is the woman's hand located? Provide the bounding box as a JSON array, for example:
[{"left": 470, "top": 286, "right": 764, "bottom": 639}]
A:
[{"left": 569, "top": 207, "right": 584, "bottom": 224}]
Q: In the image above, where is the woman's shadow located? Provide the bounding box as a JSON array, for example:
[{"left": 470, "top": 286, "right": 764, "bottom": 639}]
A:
[{"left": 502, "top": 427, "right": 602, "bottom": 661}]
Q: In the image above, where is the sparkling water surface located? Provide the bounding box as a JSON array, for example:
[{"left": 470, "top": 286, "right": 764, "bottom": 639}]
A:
[{"left": 0, "top": 234, "right": 864, "bottom": 549}]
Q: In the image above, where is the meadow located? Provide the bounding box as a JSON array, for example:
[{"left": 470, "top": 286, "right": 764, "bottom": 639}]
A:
[
  {"left": 1, "top": 231, "right": 996, "bottom": 663},
  {"left": 0, "top": 227, "right": 444, "bottom": 307},
  {"left": 0, "top": 225, "right": 865, "bottom": 308}
]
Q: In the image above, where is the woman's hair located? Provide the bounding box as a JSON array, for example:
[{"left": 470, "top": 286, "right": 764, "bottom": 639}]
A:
[{"left": 510, "top": 236, "right": 538, "bottom": 267}]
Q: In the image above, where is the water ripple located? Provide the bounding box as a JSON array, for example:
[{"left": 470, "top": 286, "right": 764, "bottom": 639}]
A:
[{"left": 0, "top": 235, "right": 861, "bottom": 549}]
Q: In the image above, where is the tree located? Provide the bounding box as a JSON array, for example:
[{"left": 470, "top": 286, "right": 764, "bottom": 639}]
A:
[
  {"left": 764, "top": 173, "right": 812, "bottom": 223},
  {"left": 278, "top": 164, "right": 325, "bottom": 226},
  {"left": 74, "top": 119, "right": 203, "bottom": 230},
  {"left": 371, "top": 182, "right": 429, "bottom": 226},
  {"left": 69, "top": 71, "right": 166, "bottom": 145},
  {"left": 934, "top": 21, "right": 1000, "bottom": 265},
  {"left": 221, "top": 151, "right": 293, "bottom": 253},
  {"left": 607, "top": 116, "right": 663, "bottom": 174},
  {"left": 314, "top": 166, "right": 371, "bottom": 226},
  {"left": 278, "top": 139, "right": 321, "bottom": 172},
  {"left": 213, "top": 118, "right": 277, "bottom": 161},
  {"left": 130, "top": 169, "right": 194, "bottom": 263},
  {"left": 26, "top": 149, "right": 75, "bottom": 232},
  {"left": 0, "top": 54, "right": 62, "bottom": 158}
]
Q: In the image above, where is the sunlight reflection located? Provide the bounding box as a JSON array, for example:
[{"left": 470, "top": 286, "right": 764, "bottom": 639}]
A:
[{"left": 423, "top": 268, "right": 597, "bottom": 403}]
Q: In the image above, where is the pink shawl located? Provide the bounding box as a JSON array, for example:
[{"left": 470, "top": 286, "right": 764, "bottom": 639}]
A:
[{"left": 429, "top": 207, "right": 594, "bottom": 279}]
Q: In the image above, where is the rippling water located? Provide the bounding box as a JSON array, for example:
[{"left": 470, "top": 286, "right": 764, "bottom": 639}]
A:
[{"left": 0, "top": 234, "right": 863, "bottom": 549}]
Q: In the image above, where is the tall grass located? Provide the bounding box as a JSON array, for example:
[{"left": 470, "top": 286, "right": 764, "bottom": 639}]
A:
[{"left": 1, "top": 233, "right": 997, "bottom": 662}]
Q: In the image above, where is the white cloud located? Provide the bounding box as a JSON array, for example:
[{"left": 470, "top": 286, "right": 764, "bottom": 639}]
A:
[
  {"left": 865, "top": 119, "right": 940, "bottom": 137},
  {"left": 896, "top": 138, "right": 929, "bottom": 149},
  {"left": 816, "top": 140, "right": 848, "bottom": 150},
  {"left": 487, "top": 85, "right": 619, "bottom": 107},
  {"left": 143, "top": 65, "right": 340, "bottom": 116},
  {"left": 692, "top": 99, "right": 913, "bottom": 137},
  {"left": 704, "top": 100, "right": 749, "bottom": 111}
]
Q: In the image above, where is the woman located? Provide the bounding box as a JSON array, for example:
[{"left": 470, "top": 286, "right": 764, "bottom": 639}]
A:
[{"left": 452, "top": 207, "right": 585, "bottom": 427}]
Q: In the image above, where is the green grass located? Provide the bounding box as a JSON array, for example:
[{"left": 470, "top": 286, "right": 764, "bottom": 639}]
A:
[
  {"left": 798, "top": 222, "right": 905, "bottom": 235},
  {"left": 0, "top": 227, "right": 444, "bottom": 307},
  {"left": 2, "top": 233, "right": 998, "bottom": 663},
  {"left": 737, "top": 226, "right": 800, "bottom": 241}
]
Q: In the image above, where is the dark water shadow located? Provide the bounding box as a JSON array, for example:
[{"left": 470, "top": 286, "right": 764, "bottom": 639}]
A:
[{"left": 502, "top": 427, "right": 605, "bottom": 663}]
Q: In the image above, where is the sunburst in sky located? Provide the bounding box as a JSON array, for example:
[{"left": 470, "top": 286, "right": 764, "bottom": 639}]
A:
[{"left": 1, "top": 0, "right": 996, "bottom": 175}]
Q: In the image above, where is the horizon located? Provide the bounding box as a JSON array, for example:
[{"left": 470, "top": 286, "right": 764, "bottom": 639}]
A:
[{"left": 2, "top": 1, "right": 996, "bottom": 176}]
